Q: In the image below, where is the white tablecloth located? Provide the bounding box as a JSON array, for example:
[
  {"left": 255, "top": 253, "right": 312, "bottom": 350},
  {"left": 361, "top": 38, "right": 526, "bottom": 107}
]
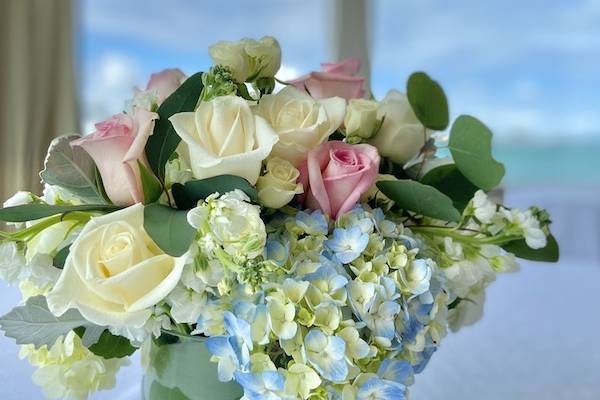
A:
[{"left": 0, "top": 186, "right": 598, "bottom": 399}]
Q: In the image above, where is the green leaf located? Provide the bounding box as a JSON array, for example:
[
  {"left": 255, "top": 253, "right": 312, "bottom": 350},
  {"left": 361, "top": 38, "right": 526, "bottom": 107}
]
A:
[
  {"left": 143, "top": 204, "right": 196, "bottom": 257},
  {"left": 53, "top": 245, "right": 71, "bottom": 269},
  {"left": 0, "top": 203, "right": 119, "bottom": 223},
  {"left": 502, "top": 234, "right": 559, "bottom": 262},
  {"left": 420, "top": 164, "right": 479, "bottom": 211},
  {"left": 145, "top": 72, "right": 204, "bottom": 180},
  {"left": 40, "top": 135, "right": 108, "bottom": 203},
  {"left": 138, "top": 161, "right": 163, "bottom": 204},
  {"left": 78, "top": 328, "right": 136, "bottom": 359},
  {"left": 148, "top": 381, "right": 190, "bottom": 400},
  {"left": 0, "top": 296, "right": 90, "bottom": 348},
  {"left": 448, "top": 115, "right": 505, "bottom": 191},
  {"left": 406, "top": 72, "right": 449, "bottom": 130},
  {"left": 171, "top": 175, "right": 258, "bottom": 210},
  {"left": 377, "top": 179, "right": 461, "bottom": 222}
]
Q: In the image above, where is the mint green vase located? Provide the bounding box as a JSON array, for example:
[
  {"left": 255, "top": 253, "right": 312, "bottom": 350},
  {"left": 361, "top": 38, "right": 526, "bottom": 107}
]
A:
[{"left": 142, "top": 331, "right": 243, "bottom": 400}]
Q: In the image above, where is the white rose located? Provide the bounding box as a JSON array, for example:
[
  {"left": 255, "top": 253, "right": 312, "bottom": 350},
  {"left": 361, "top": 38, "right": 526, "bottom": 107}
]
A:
[
  {"left": 369, "top": 90, "right": 429, "bottom": 164},
  {"left": 170, "top": 96, "right": 278, "bottom": 185},
  {"left": 208, "top": 40, "right": 250, "bottom": 83},
  {"left": 47, "top": 204, "right": 186, "bottom": 328},
  {"left": 256, "top": 157, "right": 303, "bottom": 208},
  {"left": 243, "top": 36, "right": 281, "bottom": 79},
  {"left": 256, "top": 86, "right": 345, "bottom": 166},
  {"left": 344, "top": 99, "right": 380, "bottom": 139}
]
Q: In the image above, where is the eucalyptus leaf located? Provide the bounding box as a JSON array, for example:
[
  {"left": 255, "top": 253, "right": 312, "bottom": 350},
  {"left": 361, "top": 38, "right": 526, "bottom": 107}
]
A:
[
  {"left": 420, "top": 164, "right": 479, "bottom": 211},
  {"left": 75, "top": 327, "right": 136, "bottom": 359},
  {"left": 53, "top": 245, "right": 71, "bottom": 269},
  {"left": 449, "top": 115, "right": 505, "bottom": 191},
  {"left": 377, "top": 180, "right": 461, "bottom": 222},
  {"left": 171, "top": 175, "right": 258, "bottom": 210},
  {"left": 40, "top": 135, "right": 107, "bottom": 203},
  {"left": 0, "top": 296, "right": 89, "bottom": 348},
  {"left": 143, "top": 204, "right": 196, "bottom": 257},
  {"left": 502, "top": 234, "right": 559, "bottom": 262},
  {"left": 0, "top": 203, "right": 119, "bottom": 223},
  {"left": 145, "top": 72, "right": 204, "bottom": 180},
  {"left": 138, "top": 161, "right": 163, "bottom": 204},
  {"left": 406, "top": 72, "right": 449, "bottom": 130}
]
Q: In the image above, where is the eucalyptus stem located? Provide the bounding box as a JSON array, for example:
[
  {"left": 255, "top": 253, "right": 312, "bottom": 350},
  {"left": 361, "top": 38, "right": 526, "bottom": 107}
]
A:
[{"left": 410, "top": 225, "right": 520, "bottom": 246}]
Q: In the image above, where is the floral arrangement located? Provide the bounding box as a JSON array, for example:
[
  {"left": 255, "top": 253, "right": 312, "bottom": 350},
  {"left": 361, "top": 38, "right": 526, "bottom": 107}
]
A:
[{"left": 0, "top": 36, "right": 558, "bottom": 400}]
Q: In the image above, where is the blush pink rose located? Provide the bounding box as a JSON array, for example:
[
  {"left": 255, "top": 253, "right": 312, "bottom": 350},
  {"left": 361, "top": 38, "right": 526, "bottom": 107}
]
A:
[
  {"left": 146, "top": 68, "right": 186, "bottom": 103},
  {"left": 288, "top": 58, "right": 366, "bottom": 101},
  {"left": 71, "top": 108, "right": 158, "bottom": 205},
  {"left": 300, "top": 141, "right": 380, "bottom": 219},
  {"left": 321, "top": 58, "right": 361, "bottom": 75}
]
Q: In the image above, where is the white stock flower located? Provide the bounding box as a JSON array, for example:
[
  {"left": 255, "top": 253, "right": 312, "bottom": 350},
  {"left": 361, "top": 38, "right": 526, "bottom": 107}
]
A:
[
  {"left": 344, "top": 98, "right": 380, "bottom": 139},
  {"left": 471, "top": 190, "right": 496, "bottom": 223},
  {"left": 369, "top": 90, "right": 428, "bottom": 164},
  {"left": 167, "top": 284, "right": 207, "bottom": 324},
  {"left": 256, "top": 86, "right": 345, "bottom": 166},
  {"left": 444, "top": 256, "right": 495, "bottom": 298},
  {"left": 0, "top": 242, "right": 27, "bottom": 285},
  {"left": 47, "top": 204, "right": 187, "bottom": 329},
  {"left": 170, "top": 95, "right": 278, "bottom": 184},
  {"left": 187, "top": 190, "right": 267, "bottom": 259},
  {"left": 256, "top": 157, "right": 303, "bottom": 208}
]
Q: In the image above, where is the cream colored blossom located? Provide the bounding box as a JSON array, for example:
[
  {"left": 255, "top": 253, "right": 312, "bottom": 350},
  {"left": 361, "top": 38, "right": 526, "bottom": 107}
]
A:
[
  {"left": 19, "top": 331, "right": 128, "bottom": 400},
  {"left": 256, "top": 157, "right": 303, "bottom": 208},
  {"left": 47, "top": 204, "right": 187, "bottom": 329}
]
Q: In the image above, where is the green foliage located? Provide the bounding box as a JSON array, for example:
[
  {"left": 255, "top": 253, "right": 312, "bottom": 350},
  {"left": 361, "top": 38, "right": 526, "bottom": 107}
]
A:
[
  {"left": 138, "top": 161, "right": 163, "bottom": 204},
  {"left": 406, "top": 72, "right": 449, "bottom": 130},
  {"left": 200, "top": 65, "right": 237, "bottom": 102},
  {"left": 53, "top": 245, "right": 71, "bottom": 269},
  {"left": 39, "top": 135, "right": 108, "bottom": 204},
  {"left": 145, "top": 72, "right": 204, "bottom": 181},
  {"left": 420, "top": 164, "right": 479, "bottom": 211},
  {"left": 171, "top": 175, "right": 258, "bottom": 210},
  {"left": 0, "top": 203, "right": 118, "bottom": 223},
  {"left": 377, "top": 179, "right": 461, "bottom": 222},
  {"left": 448, "top": 115, "right": 505, "bottom": 191},
  {"left": 0, "top": 296, "right": 89, "bottom": 348},
  {"left": 143, "top": 204, "right": 196, "bottom": 257},
  {"left": 502, "top": 234, "right": 559, "bottom": 262},
  {"left": 75, "top": 327, "right": 136, "bottom": 359}
]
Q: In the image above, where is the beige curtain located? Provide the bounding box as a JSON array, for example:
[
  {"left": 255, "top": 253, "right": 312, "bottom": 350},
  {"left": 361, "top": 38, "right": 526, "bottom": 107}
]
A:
[{"left": 0, "top": 0, "right": 78, "bottom": 203}]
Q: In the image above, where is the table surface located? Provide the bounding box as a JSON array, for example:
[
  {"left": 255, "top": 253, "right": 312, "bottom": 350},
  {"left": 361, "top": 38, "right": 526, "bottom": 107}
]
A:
[{"left": 0, "top": 185, "right": 598, "bottom": 399}]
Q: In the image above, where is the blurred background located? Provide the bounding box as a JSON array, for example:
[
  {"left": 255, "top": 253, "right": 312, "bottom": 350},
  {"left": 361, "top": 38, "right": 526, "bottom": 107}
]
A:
[{"left": 0, "top": 0, "right": 598, "bottom": 398}]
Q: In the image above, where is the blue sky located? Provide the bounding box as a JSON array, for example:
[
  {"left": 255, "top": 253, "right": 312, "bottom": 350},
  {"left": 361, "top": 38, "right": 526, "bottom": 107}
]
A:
[{"left": 79, "top": 0, "right": 600, "bottom": 144}]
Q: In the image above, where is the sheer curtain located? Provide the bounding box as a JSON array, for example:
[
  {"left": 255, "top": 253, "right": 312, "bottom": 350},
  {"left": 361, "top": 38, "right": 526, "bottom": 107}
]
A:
[{"left": 0, "top": 0, "right": 78, "bottom": 204}]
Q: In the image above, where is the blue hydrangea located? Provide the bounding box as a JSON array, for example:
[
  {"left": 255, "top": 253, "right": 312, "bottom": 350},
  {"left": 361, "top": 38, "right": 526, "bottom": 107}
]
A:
[{"left": 324, "top": 227, "right": 369, "bottom": 264}]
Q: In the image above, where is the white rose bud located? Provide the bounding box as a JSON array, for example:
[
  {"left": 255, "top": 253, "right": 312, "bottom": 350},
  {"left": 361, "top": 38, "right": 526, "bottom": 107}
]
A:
[
  {"left": 243, "top": 36, "right": 282, "bottom": 79},
  {"left": 344, "top": 99, "right": 380, "bottom": 139},
  {"left": 369, "top": 89, "right": 429, "bottom": 164},
  {"left": 208, "top": 40, "right": 250, "bottom": 83},
  {"left": 256, "top": 157, "right": 303, "bottom": 208}
]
